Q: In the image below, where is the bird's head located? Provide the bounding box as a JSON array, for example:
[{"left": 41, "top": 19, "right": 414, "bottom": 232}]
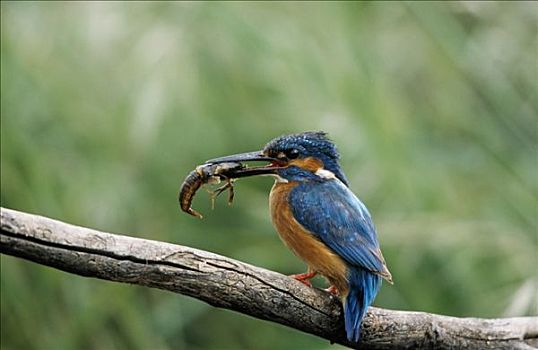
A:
[{"left": 206, "top": 131, "right": 348, "bottom": 185}]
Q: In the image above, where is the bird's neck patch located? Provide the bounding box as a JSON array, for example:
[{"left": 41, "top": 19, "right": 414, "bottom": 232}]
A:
[
  {"left": 315, "top": 168, "right": 336, "bottom": 180},
  {"left": 288, "top": 157, "right": 323, "bottom": 172},
  {"left": 287, "top": 157, "right": 337, "bottom": 180}
]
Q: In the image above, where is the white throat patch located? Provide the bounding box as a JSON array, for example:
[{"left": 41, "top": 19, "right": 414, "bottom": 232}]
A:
[
  {"left": 315, "top": 168, "right": 336, "bottom": 180},
  {"left": 268, "top": 174, "right": 289, "bottom": 183}
]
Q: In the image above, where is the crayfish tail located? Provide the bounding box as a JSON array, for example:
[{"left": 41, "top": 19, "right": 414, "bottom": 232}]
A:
[{"left": 188, "top": 208, "right": 204, "bottom": 219}]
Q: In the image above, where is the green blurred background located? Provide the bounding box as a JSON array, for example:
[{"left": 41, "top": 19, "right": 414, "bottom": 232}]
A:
[{"left": 1, "top": 2, "right": 536, "bottom": 349}]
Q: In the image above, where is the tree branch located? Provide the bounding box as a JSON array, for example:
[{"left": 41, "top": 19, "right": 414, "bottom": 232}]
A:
[{"left": 1, "top": 207, "right": 536, "bottom": 349}]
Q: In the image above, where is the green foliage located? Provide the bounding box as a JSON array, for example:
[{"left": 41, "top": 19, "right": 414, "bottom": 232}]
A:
[{"left": 1, "top": 2, "right": 536, "bottom": 349}]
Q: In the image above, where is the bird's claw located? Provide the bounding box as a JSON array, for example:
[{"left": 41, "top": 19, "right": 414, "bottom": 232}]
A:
[
  {"left": 324, "top": 285, "right": 340, "bottom": 296},
  {"left": 289, "top": 271, "right": 317, "bottom": 287}
]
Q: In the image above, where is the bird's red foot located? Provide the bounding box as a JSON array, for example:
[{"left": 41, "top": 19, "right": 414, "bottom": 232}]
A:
[
  {"left": 289, "top": 271, "right": 317, "bottom": 287},
  {"left": 325, "top": 285, "right": 340, "bottom": 296}
]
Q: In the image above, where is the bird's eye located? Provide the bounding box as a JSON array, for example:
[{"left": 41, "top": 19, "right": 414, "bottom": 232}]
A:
[{"left": 287, "top": 149, "right": 299, "bottom": 159}]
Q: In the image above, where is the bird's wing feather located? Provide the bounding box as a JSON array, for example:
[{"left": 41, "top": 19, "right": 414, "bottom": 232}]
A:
[{"left": 289, "top": 179, "right": 391, "bottom": 280}]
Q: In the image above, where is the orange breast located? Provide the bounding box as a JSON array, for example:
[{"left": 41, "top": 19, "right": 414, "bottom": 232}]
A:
[{"left": 269, "top": 181, "right": 349, "bottom": 295}]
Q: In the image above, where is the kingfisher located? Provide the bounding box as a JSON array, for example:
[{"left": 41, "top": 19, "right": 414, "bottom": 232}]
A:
[{"left": 205, "top": 131, "right": 392, "bottom": 342}]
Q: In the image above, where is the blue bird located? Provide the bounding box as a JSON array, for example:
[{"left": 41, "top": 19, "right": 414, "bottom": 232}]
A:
[{"left": 206, "top": 131, "right": 392, "bottom": 342}]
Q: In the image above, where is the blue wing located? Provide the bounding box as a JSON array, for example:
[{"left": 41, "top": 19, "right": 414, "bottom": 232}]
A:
[{"left": 289, "top": 178, "right": 391, "bottom": 280}]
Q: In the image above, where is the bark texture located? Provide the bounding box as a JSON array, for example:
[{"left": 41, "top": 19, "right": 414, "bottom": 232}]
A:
[{"left": 1, "top": 207, "right": 537, "bottom": 349}]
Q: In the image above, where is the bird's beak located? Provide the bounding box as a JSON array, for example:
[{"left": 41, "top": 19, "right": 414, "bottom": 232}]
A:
[{"left": 205, "top": 151, "right": 285, "bottom": 178}]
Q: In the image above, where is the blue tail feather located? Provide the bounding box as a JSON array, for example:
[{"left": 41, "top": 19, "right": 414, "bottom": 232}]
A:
[{"left": 344, "top": 268, "right": 382, "bottom": 342}]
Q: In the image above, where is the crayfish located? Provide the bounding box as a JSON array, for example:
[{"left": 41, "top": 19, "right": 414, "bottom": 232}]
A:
[{"left": 178, "top": 162, "right": 245, "bottom": 218}]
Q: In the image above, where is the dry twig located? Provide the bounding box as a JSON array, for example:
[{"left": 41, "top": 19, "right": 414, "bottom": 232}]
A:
[{"left": 1, "top": 207, "right": 536, "bottom": 349}]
